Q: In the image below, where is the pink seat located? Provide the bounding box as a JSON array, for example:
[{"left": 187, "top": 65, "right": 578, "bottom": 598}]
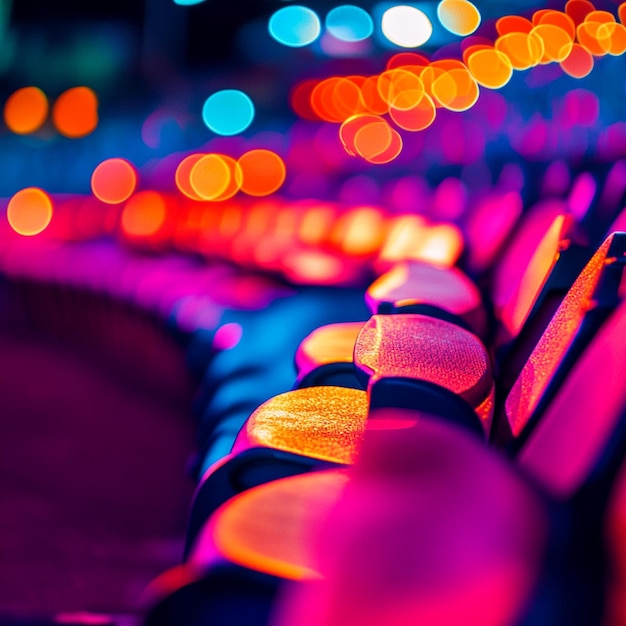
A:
[
  {"left": 517, "top": 299, "right": 626, "bottom": 499},
  {"left": 274, "top": 413, "right": 548, "bottom": 626},
  {"left": 504, "top": 233, "right": 626, "bottom": 446}
]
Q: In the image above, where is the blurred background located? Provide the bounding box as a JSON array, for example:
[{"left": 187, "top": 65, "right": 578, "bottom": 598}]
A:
[{"left": 2, "top": 0, "right": 623, "bottom": 201}]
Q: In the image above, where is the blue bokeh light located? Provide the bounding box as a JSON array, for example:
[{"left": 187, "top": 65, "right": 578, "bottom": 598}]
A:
[
  {"left": 202, "top": 90, "right": 255, "bottom": 136},
  {"left": 326, "top": 5, "right": 373, "bottom": 42},
  {"left": 268, "top": 6, "right": 321, "bottom": 47}
]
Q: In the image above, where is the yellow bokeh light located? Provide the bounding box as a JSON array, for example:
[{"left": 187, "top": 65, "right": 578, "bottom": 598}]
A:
[{"left": 437, "top": 0, "right": 481, "bottom": 36}]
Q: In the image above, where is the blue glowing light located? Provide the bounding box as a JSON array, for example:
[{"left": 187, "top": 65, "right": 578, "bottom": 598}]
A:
[
  {"left": 268, "top": 6, "right": 321, "bottom": 47},
  {"left": 202, "top": 90, "right": 255, "bottom": 136},
  {"left": 326, "top": 5, "right": 373, "bottom": 42},
  {"left": 173, "top": 0, "right": 206, "bottom": 5}
]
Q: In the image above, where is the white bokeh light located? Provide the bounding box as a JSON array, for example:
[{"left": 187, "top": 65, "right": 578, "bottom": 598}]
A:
[{"left": 381, "top": 5, "right": 433, "bottom": 48}]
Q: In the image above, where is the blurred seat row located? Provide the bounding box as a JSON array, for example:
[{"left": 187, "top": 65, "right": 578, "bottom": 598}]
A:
[{"left": 2, "top": 171, "right": 626, "bottom": 624}]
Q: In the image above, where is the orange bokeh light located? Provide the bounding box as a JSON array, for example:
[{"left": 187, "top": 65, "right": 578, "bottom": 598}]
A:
[
  {"left": 52, "top": 86, "right": 99, "bottom": 138},
  {"left": 238, "top": 149, "right": 286, "bottom": 196},
  {"left": 175, "top": 153, "right": 206, "bottom": 201},
  {"left": 606, "top": 22, "right": 626, "bottom": 55},
  {"left": 189, "top": 153, "right": 242, "bottom": 201},
  {"left": 462, "top": 43, "right": 493, "bottom": 66},
  {"left": 537, "top": 10, "right": 576, "bottom": 39},
  {"left": 337, "top": 207, "right": 385, "bottom": 256},
  {"left": 91, "top": 158, "right": 138, "bottom": 204},
  {"left": 340, "top": 114, "right": 403, "bottom": 163},
  {"left": 211, "top": 155, "right": 244, "bottom": 201},
  {"left": 364, "top": 129, "right": 403, "bottom": 164},
  {"left": 496, "top": 32, "right": 544, "bottom": 70},
  {"left": 310, "top": 78, "right": 341, "bottom": 122},
  {"left": 419, "top": 63, "right": 450, "bottom": 107},
  {"left": 331, "top": 76, "right": 367, "bottom": 121},
  {"left": 377, "top": 68, "right": 423, "bottom": 107},
  {"left": 531, "top": 24, "right": 573, "bottom": 63},
  {"left": 466, "top": 48, "right": 513, "bottom": 89},
  {"left": 298, "top": 205, "right": 336, "bottom": 245},
  {"left": 7, "top": 187, "right": 54, "bottom": 236},
  {"left": 353, "top": 119, "right": 393, "bottom": 158},
  {"left": 585, "top": 10, "right": 616, "bottom": 25},
  {"left": 310, "top": 77, "right": 366, "bottom": 123},
  {"left": 120, "top": 190, "right": 167, "bottom": 237},
  {"left": 389, "top": 91, "right": 437, "bottom": 131},
  {"left": 340, "top": 114, "right": 383, "bottom": 155},
  {"left": 4, "top": 87, "right": 48, "bottom": 135},
  {"left": 496, "top": 15, "right": 533, "bottom": 35},
  {"left": 431, "top": 67, "right": 479, "bottom": 112},
  {"left": 360, "top": 75, "right": 390, "bottom": 115},
  {"left": 577, "top": 20, "right": 612, "bottom": 56}
]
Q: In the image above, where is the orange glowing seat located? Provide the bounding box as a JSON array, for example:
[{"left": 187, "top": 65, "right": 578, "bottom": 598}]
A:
[
  {"left": 294, "top": 321, "right": 364, "bottom": 388},
  {"left": 491, "top": 203, "right": 574, "bottom": 347},
  {"left": 144, "top": 470, "right": 349, "bottom": 626},
  {"left": 494, "top": 212, "right": 571, "bottom": 339},
  {"left": 353, "top": 313, "right": 493, "bottom": 434},
  {"left": 230, "top": 386, "right": 369, "bottom": 464},
  {"left": 500, "top": 232, "right": 626, "bottom": 448},
  {"left": 192, "top": 469, "right": 349, "bottom": 581},
  {"left": 186, "top": 386, "right": 368, "bottom": 554},
  {"left": 365, "top": 260, "right": 486, "bottom": 337}
]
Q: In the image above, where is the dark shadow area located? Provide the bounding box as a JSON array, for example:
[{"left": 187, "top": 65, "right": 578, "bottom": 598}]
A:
[{"left": 0, "top": 330, "right": 196, "bottom": 618}]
